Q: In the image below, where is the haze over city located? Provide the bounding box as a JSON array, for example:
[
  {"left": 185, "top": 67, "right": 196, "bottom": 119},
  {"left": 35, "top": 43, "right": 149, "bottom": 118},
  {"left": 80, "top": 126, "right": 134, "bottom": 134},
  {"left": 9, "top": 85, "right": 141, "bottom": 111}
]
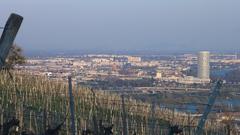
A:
[
  {"left": 2, "top": 1, "right": 240, "bottom": 135},
  {"left": 1, "top": 0, "right": 240, "bottom": 55}
]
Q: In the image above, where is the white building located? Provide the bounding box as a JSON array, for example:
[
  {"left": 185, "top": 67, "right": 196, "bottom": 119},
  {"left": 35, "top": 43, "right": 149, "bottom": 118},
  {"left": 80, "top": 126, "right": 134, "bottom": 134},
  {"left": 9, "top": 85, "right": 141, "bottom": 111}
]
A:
[
  {"left": 127, "top": 56, "right": 141, "bottom": 63},
  {"left": 155, "top": 72, "right": 162, "bottom": 79},
  {"left": 198, "top": 51, "right": 210, "bottom": 79}
]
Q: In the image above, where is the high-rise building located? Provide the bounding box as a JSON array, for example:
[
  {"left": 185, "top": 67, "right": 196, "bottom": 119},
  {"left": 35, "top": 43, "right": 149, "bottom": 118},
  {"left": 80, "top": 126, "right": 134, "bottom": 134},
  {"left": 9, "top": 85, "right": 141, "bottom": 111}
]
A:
[{"left": 198, "top": 51, "right": 210, "bottom": 79}]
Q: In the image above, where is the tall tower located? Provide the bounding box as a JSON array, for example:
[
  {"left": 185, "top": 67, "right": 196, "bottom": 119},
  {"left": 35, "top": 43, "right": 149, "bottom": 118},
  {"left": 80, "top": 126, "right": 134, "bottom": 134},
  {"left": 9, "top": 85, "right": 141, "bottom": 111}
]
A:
[{"left": 198, "top": 51, "right": 210, "bottom": 79}]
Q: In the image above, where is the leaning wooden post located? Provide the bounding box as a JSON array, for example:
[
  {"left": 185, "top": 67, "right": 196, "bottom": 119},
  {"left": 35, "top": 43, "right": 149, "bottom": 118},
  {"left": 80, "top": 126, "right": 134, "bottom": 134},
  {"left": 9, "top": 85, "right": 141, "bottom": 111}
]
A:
[
  {"left": 68, "top": 76, "right": 76, "bottom": 135},
  {"left": 121, "top": 95, "right": 128, "bottom": 135},
  {"left": 0, "top": 13, "right": 23, "bottom": 68}
]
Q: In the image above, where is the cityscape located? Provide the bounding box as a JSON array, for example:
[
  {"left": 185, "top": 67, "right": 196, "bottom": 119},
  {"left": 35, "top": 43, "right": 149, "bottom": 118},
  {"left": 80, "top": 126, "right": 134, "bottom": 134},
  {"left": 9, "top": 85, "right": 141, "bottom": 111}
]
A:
[
  {"left": 12, "top": 51, "right": 240, "bottom": 134},
  {"left": 1, "top": 0, "right": 240, "bottom": 135},
  {"left": 18, "top": 51, "right": 240, "bottom": 87}
]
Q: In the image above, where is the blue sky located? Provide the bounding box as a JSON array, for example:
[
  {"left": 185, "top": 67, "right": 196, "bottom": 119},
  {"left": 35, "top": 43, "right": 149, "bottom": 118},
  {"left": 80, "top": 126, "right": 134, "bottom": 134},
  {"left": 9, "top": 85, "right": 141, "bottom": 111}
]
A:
[{"left": 1, "top": 0, "right": 240, "bottom": 54}]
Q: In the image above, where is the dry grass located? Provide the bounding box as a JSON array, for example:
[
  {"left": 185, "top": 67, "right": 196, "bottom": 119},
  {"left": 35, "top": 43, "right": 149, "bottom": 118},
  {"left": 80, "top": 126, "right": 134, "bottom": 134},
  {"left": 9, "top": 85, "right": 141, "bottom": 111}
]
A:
[{"left": 0, "top": 70, "right": 227, "bottom": 135}]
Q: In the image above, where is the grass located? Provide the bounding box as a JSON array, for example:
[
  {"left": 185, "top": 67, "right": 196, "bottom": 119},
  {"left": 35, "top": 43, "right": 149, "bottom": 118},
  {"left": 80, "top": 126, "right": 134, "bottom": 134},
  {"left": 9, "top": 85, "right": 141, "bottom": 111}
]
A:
[{"left": 0, "top": 70, "right": 227, "bottom": 135}]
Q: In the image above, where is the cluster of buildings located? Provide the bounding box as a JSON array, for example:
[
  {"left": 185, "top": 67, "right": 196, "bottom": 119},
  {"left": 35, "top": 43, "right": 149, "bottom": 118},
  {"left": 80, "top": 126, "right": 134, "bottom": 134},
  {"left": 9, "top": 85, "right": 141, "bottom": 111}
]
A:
[{"left": 16, "top": 51, "right": 240, "bottom": 87}]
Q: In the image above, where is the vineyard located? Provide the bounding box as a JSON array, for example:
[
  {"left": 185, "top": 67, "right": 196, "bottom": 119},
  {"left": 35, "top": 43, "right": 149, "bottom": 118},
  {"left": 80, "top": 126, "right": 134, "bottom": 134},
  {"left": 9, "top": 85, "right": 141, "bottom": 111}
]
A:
[{"left": 0, "top": 71, "right": 230, "bottom": 135}]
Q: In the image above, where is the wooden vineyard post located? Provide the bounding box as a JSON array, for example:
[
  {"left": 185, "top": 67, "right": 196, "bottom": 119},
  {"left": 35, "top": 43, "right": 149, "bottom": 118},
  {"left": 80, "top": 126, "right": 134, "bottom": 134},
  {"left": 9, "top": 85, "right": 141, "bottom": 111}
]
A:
[
  {"left": 34, "top": 112, "right": 39, "bottom": 134},
  {"left": 0, "top": 106, "right": 3, "bottom": 135},
  {"left": 29, "top": 110, "right": 32, "bottom": 131},
  {"left": 121, "top": 95, "right": 128, "bottom": 135},
  {"left": 172, "top": 106, "right": 175, "bottom": 124},
  {"left": 43, "top": 107, "right": 47, "bottom": 131},
  {"left": 0, "top": 13, "right": 23, "bottom": 68},
  {"left": 91, "top": 89, "right": 99, "bottom": 135},
  {"left": 150, "top": 101, "right": 156, "bottom": 135},
  {"left": 188, "top": 112, "right": 191, "bottom": 135},
  {"left": 19, "top": 104, "right": 24, "bottom": 132},
  {"left": 68, "top": 76, "right": 76, "bottom": 135}
]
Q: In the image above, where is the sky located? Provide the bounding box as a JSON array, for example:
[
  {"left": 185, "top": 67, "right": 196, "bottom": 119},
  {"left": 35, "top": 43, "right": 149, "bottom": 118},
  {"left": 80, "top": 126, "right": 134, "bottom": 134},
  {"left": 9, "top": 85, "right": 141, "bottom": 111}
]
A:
[{"left": 0, "top": 0, "right": 240, "bottom": 54}]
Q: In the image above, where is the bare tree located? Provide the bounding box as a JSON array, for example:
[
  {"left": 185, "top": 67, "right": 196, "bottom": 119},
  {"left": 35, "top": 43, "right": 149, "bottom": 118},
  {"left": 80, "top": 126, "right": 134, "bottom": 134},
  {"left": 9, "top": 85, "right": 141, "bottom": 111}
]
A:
[{"left": 3, "top": 44, "right": 25, "bottom": 69}]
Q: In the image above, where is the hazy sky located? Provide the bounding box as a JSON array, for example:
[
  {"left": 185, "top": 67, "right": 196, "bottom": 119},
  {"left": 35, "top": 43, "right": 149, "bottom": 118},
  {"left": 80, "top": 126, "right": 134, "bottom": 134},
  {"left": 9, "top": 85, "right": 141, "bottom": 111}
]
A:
[{"left": 1, "top": 0, "right": 240, "bottom": 54}]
